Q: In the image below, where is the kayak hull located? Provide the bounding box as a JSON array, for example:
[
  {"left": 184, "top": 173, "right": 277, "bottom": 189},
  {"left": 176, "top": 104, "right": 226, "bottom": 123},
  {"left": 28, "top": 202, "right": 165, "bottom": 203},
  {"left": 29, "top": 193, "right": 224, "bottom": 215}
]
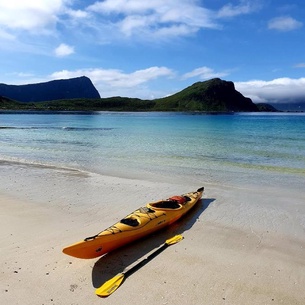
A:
[{"left": 62, "top": 187, "right": 204, "bottom": 259}]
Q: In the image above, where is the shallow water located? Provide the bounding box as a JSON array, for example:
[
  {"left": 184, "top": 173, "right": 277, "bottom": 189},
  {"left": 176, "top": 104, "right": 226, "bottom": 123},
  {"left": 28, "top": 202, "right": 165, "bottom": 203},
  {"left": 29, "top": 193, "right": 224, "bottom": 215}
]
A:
[{"left": 0, "top": 111, "right": 304, "bottom": 190}]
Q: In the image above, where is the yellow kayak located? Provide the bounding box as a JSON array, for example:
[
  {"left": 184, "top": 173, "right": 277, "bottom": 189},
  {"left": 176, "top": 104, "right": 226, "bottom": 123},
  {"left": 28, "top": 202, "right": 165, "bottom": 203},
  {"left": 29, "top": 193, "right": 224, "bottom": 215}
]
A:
[{"left": 62, "top": 187, "right": 204, "bottom": 259}]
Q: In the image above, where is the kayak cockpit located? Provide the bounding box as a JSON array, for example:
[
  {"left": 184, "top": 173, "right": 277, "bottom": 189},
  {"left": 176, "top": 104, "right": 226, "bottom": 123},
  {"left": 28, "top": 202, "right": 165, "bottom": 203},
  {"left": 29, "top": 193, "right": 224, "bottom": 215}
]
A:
[
  {"left": 119, "top": 207, "right": 157, "bottom": 227},
  {"left": 148, "top": 201, "right": 177, "bottom": 211},
  {"left": 149, "top": 200, "right": 181, "bottom": 209},
  {"left": 120, "top": 217, "right": 140, "bottom": 227},
  {"left": 148, "top": 195, "right": 192, "bottom": 210}
]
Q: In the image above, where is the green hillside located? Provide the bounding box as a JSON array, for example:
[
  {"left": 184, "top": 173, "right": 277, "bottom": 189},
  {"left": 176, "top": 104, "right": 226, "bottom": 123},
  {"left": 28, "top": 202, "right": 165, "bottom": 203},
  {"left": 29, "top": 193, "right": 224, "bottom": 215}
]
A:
[
  {"left": 154, "top": 78, "right": 258, "bottom": 111},
  {"left": 1, "top": 78, "right": 261, "bottom": 112},
  {"left": 0, "top": 96, "right": 31, "bottom": 110}
]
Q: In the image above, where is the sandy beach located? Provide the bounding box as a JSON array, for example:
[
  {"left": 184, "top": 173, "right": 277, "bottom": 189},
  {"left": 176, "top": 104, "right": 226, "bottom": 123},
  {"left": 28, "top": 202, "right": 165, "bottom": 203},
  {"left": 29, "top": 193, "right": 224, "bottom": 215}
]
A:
[{"left": 1, "top": 162, "right": 305, "bottom": 305}]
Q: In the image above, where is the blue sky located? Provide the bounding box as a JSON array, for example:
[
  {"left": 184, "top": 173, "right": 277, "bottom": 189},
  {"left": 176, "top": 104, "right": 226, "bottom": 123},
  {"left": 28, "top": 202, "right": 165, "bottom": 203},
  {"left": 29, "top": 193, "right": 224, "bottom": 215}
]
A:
[{"left": 1, "top": 0, "right": 305, "bottom": 104}]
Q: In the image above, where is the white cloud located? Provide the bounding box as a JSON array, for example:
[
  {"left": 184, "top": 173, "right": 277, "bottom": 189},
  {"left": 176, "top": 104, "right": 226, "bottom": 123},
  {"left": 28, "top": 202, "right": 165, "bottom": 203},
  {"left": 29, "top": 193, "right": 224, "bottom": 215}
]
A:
[
  {"left": 0, "top": 1, "right": 68, "bottom": 33},
  {"left": 268, "top": 16, "right": 302, "bottom": 31},
  {"left": 54, "top": 43, "right": 74, "bottom": 57},
  {"left": 87, "top": 0, "right": 219, "bottom": 39},
  {"left": 88, "top": 0, "right": 157, "bottom": 14},
  {"left": 235, "top": 78, "right": 305, "bottom": 103},
  {"left": 49, "top": 66, "right": 175, "bottom": 97},
  {"left": 182, "top": 66, "right": 229, "bottom": 80},
  {"left": 66, "top": 9, "right": 89, "bottom": 19},
  {"left": 0, "top": 0, "right": 262, "bottom": 45},
  {"left": 217, "top": 0, "right": 261, "bottom": 18}
]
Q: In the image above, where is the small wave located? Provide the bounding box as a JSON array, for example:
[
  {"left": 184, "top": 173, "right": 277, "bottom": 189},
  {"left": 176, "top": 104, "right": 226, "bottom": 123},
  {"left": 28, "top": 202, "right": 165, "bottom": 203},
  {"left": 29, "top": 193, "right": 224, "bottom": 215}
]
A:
[
  {"left": 0, "top": 126, "right": 115, "bottom": 131},
  {"left": 61, "top": 127, "right": 114, "bottom": 131},
  {"left": 0, "top": 157, "right": 90, "bottom": 177}
]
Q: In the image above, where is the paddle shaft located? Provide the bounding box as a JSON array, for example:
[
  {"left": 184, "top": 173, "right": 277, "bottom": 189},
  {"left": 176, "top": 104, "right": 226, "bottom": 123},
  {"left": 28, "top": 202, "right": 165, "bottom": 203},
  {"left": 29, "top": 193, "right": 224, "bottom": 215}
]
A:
[
  {"left": 124, "top": 243, "right": 169, "bottom": 278},
  {"left": 96, "top": 235, "right": 183, "bottom": 297}
]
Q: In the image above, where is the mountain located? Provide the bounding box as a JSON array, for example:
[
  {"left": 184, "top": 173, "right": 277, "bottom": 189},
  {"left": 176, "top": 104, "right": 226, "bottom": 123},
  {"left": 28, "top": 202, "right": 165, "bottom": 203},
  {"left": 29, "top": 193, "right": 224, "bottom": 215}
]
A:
[
  {"left": 0, "top": 76, "right": 100, "bottom": 102},
  {"left": 269, "top": 102, "right": 305, "bottom": 112},
  {"left": 1, "top": 78, "right": 259, "bottom": 112},
  {"left": 256, "top": 103, "right": 279, "bottom": 112},
  {"left": 154, "top": 78, "right": 258, "bottom": 112}
]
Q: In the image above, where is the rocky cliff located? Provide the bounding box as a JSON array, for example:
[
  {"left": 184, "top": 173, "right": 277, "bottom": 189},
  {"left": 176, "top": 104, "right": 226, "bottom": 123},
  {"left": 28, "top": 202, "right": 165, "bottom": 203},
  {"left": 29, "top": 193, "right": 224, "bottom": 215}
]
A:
[{"left": 0, "top": 76, "right": 100, "bottom": 102}]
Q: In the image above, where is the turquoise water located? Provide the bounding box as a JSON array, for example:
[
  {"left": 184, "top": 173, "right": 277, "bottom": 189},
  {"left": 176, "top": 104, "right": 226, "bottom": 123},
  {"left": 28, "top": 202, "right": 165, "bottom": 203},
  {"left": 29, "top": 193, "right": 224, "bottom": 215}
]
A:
[{"left": 1, "top": 111, "right": 304, "bottom": 189}]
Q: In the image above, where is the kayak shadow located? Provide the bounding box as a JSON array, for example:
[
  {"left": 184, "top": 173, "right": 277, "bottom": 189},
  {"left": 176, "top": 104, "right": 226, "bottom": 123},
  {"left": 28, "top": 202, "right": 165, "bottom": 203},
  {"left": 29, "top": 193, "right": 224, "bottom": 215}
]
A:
[{"left": 91, "top": 197, "right": 214, "bottom": 289}]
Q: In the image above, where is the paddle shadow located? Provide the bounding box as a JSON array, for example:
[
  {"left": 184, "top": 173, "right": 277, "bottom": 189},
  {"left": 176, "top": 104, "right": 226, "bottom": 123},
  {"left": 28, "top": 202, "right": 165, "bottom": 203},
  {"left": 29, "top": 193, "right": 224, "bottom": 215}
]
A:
[{"left": 91, "top": 197, "right": 215, "bottom": 288}]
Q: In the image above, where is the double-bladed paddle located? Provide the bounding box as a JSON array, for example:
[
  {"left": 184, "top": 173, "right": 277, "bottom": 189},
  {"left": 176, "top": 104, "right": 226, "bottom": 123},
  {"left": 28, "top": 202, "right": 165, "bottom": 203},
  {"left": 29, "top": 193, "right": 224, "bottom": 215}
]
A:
[{"left": 95, "top": 234, "right": 184, "bottom": 297}]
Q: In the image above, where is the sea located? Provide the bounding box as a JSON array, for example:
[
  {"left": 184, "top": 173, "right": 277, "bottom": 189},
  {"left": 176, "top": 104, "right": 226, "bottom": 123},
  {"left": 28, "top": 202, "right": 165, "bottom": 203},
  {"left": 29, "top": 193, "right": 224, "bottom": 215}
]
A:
[{"left": 0, "top": 111, "right": 304, "bottom": 191}]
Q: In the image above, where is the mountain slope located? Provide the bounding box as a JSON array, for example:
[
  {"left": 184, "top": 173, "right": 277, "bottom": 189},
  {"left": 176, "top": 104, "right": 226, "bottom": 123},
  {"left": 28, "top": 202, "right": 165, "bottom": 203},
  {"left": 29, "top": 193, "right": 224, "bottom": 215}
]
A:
[
  {"left": 154, "top": 78, "right": 258, "bottom": 111},
  {"left": 0, "top": 76, "right": 100, "bottom": 102}
]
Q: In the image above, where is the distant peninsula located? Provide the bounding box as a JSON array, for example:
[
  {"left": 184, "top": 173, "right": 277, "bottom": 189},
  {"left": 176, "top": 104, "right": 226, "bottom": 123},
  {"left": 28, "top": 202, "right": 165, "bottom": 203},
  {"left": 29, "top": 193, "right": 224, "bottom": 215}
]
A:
[{"left": 0, "top": 77, "right": 273, "bottom": 112}]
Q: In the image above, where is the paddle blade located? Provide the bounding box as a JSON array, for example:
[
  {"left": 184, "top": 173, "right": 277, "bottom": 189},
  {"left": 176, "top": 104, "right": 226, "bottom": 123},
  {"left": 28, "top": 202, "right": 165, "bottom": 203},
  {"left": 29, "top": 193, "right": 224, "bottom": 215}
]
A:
[
  {"left": 95, "top": 273, "right": 125, "bottom": 297},
  {"left": 165, "top": 234, "right": 184, "bottom": 245}
]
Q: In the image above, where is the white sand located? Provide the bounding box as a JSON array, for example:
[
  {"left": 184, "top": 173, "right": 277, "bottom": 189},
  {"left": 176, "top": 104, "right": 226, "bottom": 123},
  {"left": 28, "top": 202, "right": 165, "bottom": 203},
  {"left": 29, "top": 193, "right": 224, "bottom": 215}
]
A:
[{"left": 0, "top": 163, "right": 305, "bottom": 305}]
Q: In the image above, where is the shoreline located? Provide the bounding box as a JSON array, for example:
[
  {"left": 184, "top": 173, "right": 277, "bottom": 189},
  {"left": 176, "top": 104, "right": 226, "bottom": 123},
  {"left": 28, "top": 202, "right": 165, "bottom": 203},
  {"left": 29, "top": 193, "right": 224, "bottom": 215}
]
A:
[
  {"left": 1, "top": 164, "right": 305, "bottom": 305},
  {"left": 1, "top": 153, "right": 304, "bottom": 194}
]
